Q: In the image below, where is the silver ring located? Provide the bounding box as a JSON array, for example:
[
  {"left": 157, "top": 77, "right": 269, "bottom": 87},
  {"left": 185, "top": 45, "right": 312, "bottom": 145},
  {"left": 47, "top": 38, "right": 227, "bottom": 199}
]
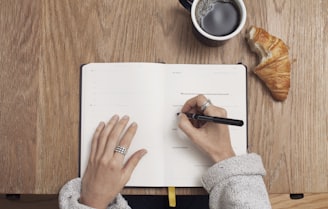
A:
[
  {"left": 200, "top": 99, "right": 212, "bottom": 112},
  {"left": 114, "top": 146, "right": 127, "bottom": 156}
]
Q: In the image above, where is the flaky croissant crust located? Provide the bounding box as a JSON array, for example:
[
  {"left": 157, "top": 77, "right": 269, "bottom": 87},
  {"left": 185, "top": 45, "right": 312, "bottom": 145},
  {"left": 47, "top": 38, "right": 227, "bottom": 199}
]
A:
[{"left": 246, "top": 26, "right": 291, "bottom": 101}]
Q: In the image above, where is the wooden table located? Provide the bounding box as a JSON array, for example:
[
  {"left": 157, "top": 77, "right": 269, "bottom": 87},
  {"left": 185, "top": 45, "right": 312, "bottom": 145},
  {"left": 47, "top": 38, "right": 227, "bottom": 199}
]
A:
[{"left": 1, "top": 0, "right": 327, "bottom": 207}]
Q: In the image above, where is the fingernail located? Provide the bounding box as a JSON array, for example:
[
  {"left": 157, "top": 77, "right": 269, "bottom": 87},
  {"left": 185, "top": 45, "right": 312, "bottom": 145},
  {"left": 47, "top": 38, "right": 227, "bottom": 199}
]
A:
[
  {"left": 122, "top": 115, "right": 129, "bottom": 120},
  {"left": 131, "top": 122, "right": 137, "bottom": 127},
  {"left": 141, "top": 149, "right": 148, "bottom": 156},
  {"left": 108, "top": 115, "right": 119, "bottom": 124},
  {"left": 177, "top": 113, "right": 185, "bottom": 120},
  {"left": 97, "top": 122, "right": 105, "bottom": 131}
]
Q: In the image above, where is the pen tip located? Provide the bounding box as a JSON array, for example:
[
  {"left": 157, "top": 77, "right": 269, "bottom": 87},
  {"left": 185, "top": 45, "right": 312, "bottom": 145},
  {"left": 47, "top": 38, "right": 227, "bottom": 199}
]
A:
[{"left": 176, "top": 112, "right": 180, "bottom": 116}]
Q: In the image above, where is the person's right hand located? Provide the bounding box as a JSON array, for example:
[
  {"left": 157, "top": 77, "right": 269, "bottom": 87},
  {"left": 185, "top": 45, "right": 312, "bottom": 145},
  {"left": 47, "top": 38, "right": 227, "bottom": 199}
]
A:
[{"left": 178, "top": 95, "right": 235, "bottom": 163}]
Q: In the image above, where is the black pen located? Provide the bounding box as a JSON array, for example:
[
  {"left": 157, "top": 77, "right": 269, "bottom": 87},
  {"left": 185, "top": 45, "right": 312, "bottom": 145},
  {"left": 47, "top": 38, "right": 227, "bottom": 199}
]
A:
[{"left": 177, "top": 112, "right": 244, "bottom": 127}]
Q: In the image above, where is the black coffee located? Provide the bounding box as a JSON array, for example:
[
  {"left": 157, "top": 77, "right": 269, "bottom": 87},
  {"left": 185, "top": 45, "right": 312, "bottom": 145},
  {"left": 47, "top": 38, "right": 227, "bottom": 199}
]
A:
[{"left": 200, "top": 1, "right": 240, "bottom": 36}]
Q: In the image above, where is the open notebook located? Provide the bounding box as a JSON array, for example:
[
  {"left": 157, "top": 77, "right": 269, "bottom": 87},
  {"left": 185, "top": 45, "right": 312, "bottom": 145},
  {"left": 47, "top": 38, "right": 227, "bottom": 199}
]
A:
[{"left": 80, "top": 63, "right": 247, "bottom": 187}]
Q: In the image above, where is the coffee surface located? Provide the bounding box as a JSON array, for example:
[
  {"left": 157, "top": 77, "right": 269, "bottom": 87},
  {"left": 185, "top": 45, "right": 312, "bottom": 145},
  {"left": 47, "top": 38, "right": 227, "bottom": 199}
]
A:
[{"left": 200, "top": 1, "right": 240, "bottom": 36}]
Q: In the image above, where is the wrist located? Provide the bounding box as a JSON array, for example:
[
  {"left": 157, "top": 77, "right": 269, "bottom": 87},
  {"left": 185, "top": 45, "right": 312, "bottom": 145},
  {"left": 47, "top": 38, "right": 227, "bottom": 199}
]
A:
[
  {"left": 79, "top": 195, "right": 109, "bottom": 209},
  {"left": 212, "top": 149, "right": 235, "bottom": 163}
]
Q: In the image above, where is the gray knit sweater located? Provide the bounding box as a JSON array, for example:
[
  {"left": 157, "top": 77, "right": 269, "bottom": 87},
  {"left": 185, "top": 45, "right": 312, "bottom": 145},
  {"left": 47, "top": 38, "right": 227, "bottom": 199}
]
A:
[{"left": 59, "top": 153, "right": 272, "bottom": 209}]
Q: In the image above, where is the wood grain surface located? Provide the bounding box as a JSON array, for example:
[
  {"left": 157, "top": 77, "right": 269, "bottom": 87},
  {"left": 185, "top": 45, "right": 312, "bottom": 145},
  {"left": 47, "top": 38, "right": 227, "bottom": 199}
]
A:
[{"left": 0, "top": 0, "right": 327, "bottom": 203}]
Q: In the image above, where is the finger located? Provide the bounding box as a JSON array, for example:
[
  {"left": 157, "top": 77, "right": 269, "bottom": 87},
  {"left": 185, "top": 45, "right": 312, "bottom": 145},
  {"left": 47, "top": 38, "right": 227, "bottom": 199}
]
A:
[
  {"left": 96, "top": 115, "right": 119, "bottom": 159},
  {"left": 122, "top": 149, "right": 147, "bottom": 183},
  {"left": 178, "top": 113, "right": 199, "bottom": 142},
  {"left": 183, "top": 95, "right": 226, "bottom": 118},
  {"left": 105, "top": 115, "right": 130, "bottom": 158},
  {"left": 181, "top": 94, "right": 208, "bottom": 113},
  {"left": 89, "top": 122, "right": 105, "bottom": 162},
  {"left": 112, "top": 122, "right": 138, "bottom": 161},
  {"left": 204, "top": 105, "right": 228, "bottom": 118}
]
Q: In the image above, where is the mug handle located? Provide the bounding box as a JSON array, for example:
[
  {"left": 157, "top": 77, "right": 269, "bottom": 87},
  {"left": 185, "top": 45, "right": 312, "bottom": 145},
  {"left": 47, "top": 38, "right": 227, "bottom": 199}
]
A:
[{"left": 178, "top": 0, "right": 193, "bottom": 12}]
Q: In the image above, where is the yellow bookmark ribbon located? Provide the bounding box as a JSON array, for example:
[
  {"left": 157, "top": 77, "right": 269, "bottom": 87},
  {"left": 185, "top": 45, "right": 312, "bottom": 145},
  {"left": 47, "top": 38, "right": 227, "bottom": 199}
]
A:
[{"left": 168, "top": 187, "right": 176, "bottom": 207}]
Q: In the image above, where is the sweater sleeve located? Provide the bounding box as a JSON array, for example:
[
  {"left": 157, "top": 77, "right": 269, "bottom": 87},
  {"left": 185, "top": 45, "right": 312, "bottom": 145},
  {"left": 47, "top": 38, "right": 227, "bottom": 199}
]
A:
[
  {"left": 201, "top": 153, "right": 272, "bottom": 209},
  {"left": 58, "top": 178, "right": 131, "bottom": 209}
]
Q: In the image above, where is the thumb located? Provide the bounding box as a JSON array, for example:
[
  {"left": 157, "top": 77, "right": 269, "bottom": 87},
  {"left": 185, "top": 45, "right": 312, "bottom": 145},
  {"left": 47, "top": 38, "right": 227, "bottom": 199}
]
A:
[
  {"left": 178, "top": 113, "right": 198, "bottom": 140},
  {"left": 122, "top": 149, "right": 147, "bottom": 181}
]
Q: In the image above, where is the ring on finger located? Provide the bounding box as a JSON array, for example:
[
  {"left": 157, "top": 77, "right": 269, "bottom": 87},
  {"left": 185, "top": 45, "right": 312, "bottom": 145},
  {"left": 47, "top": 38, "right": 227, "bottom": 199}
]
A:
[
  {"left": 114, "top": 145, "right": 128, "bottom": 156},
  {"left": 200, "top": 99, "right": 212, "bottom": 112}
]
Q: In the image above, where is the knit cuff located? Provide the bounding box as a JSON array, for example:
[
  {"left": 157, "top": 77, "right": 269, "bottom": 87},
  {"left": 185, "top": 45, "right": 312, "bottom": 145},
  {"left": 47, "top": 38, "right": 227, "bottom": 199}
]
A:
[
  {"left": 201, "top": 153, "right": 266, "bottom": 192},
  {"left": 59, "top": 178, "right": 95, "bottom": 209},
  {"left": 59, "top": 178, "right": 130, "bottom": 209}
]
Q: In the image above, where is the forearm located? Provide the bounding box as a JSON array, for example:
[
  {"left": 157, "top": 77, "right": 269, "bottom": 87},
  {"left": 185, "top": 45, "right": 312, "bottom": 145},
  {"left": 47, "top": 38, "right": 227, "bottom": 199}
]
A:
[
  {"left": 202, "top": 153, "right": 272, "bottom": 209},
  {"left": 59, "top": 178, "right": 131, "bottom": 209}
]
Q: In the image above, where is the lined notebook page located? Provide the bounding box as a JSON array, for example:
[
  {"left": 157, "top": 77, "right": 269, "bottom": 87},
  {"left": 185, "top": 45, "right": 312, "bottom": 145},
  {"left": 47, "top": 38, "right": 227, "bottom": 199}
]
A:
[
  {"left": 80, "top": 63, "right": 166, "bottom": 186},
  {"left": 162, "top": 64, "right": 247, "bottom": 186},
  {"left": 80, "top": 63, "right": 247, "bottom": 187}
]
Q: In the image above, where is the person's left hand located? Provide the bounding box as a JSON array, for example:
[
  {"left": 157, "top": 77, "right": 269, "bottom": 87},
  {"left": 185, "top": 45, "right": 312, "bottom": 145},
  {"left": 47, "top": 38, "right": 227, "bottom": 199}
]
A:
[{"left": 79, "top": 115, "right": 147, "bottom": 209}]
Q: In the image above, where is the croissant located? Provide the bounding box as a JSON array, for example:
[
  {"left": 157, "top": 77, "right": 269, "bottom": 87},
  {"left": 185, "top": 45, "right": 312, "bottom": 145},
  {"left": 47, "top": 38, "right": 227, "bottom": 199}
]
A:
[{"left": 246, "top": 26, "right": 291, "bottom": 101}]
